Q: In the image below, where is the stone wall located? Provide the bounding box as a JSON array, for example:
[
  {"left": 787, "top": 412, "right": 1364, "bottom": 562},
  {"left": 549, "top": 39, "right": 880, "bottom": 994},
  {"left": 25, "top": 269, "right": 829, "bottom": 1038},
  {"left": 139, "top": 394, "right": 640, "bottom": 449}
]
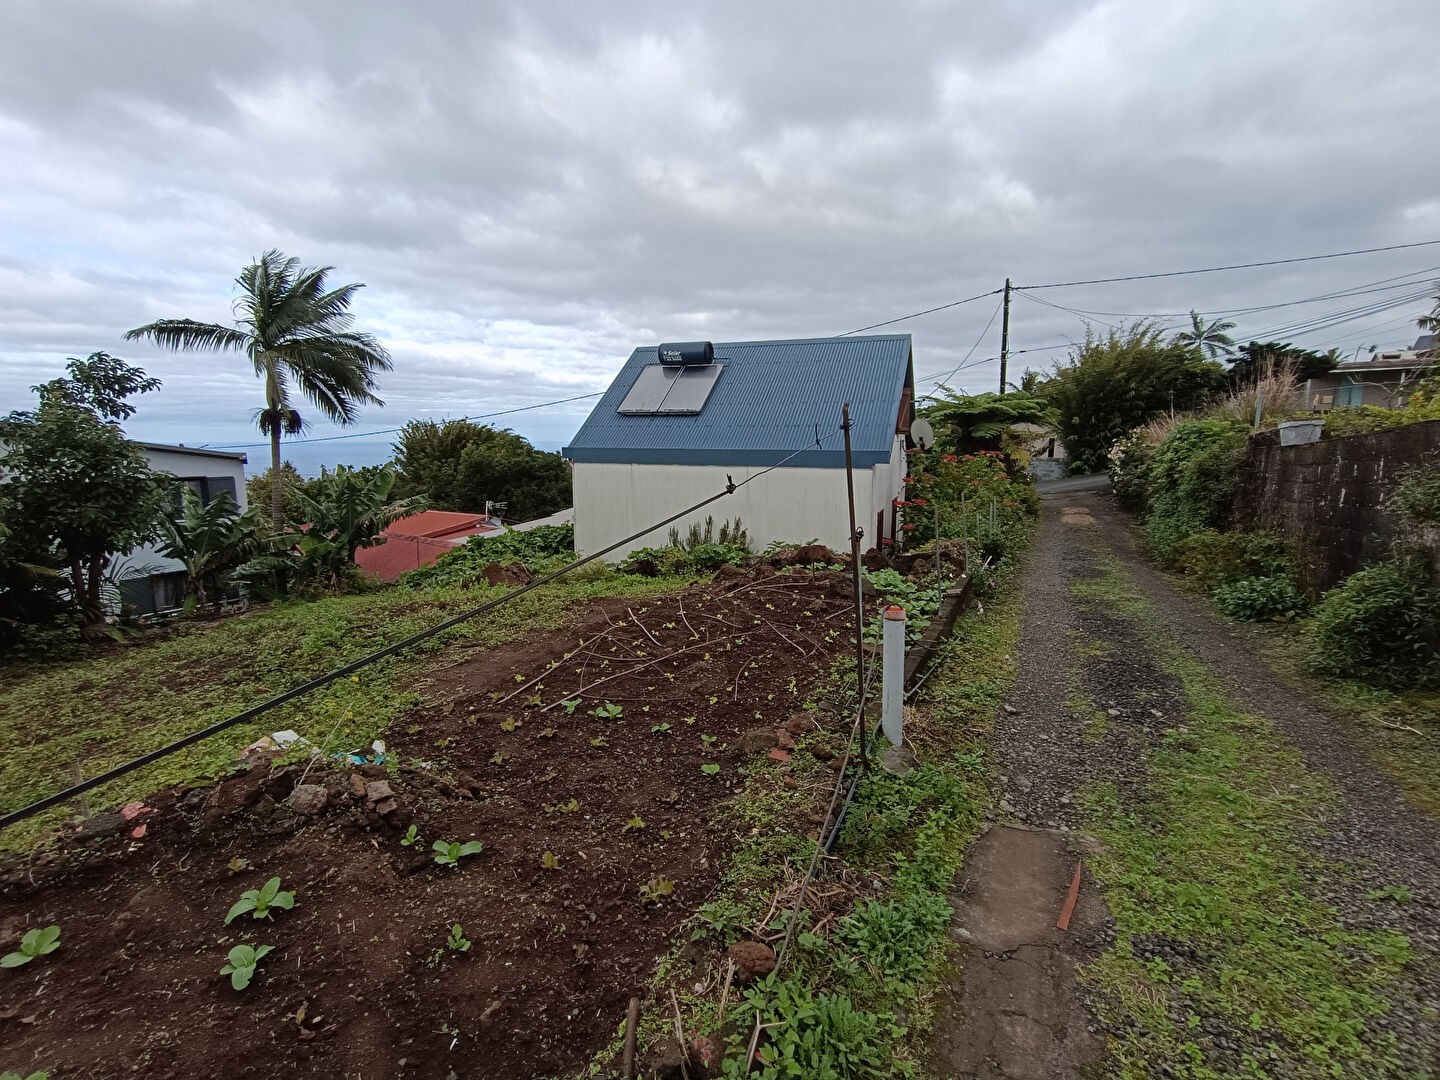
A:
[{"left": 1232, "top": 419, "right": 1440, "bottom": 590}]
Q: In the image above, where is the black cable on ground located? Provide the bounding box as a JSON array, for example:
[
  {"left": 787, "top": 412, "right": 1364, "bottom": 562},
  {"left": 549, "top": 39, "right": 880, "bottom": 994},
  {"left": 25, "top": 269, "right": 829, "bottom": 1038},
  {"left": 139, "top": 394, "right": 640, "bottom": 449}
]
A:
[{"left": 0, "top": 428, "right": 843, "bottom": 833}]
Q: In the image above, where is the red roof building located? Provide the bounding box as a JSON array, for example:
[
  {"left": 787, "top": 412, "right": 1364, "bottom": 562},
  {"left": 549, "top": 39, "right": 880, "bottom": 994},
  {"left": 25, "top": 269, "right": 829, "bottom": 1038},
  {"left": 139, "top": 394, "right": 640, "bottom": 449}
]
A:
[{"left": 355, "top": 510, "right": 503, "bottom": 581}]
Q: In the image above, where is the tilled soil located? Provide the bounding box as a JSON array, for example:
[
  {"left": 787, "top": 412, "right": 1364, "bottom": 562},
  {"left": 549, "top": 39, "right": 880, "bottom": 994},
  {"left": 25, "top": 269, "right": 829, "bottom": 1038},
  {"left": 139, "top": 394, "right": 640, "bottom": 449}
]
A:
[{"left": 0, "top": 568, "right": 857, "bottom": 1080}]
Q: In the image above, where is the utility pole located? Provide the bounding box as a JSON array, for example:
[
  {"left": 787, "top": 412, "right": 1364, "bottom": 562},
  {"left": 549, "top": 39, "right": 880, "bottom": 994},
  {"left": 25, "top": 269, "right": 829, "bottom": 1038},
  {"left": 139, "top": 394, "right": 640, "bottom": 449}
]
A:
[{"left": 997, "top": 277, "right": 1012, "bottom": 395}]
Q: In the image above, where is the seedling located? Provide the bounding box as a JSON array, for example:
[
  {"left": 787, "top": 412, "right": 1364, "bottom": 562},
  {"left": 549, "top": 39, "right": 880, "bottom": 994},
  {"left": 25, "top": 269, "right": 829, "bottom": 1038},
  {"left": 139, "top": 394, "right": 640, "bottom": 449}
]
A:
[
  {"left": 538, "top": 727, "right": 558, "bottom": 739},
  {"left": 0, "top": 1070, "right": 49, "bottom": 1080},
  {"left": 592, "top": 702, "right": 624, "bottom": 719},
  {"left": 227, "top": 857, "right": 250, "bottom": 873},
  {"left": 545, "top": 798, "right": 580, "bottom": 813},
  {"left": 590, "top": 736, "right": 608, "bottom": 748},
  {"left": 400, "top": 825, "right": 420, "bottom": 847},
  {"left": 225, "top": 877, "right": 296, "bottom": 924},
  {"left": 639, "top": 877, "right": 675, "bottom": 903},
  {"left": 650, "top": 723, "right": 671, "bottom": 735},
  {"left": 525, "top": 692, "right": 543, "bottom": 707},
  {"left": 433, "top": 840, "right": 484, "bottom": 867},
  {"left": 625, "top": 815, "right": 646, "bottom": 831},
  {"left": 499, "top": 718, "right": 520, "bottom": 732},
  {"left": 701, "top": 763, "right": 721, "bottom": 777},
  {"left": 489, "top": 751, "right": 509, "bottom": 766},
  {"left": 447, "top": 924, "right": 471, "bottom": 952},
  {"left": 700, "top": 734, "right": 718, "bottom": 746},
  {"left": 220, "top": 944, "right": 274, "bottom": 990},
  {"left": 561, "top": 698, "right": 582, "bottom": 715},
  {"left": 683, "top": 716, "right": 696, "bottom": 725},
  {"left": 542, "top": 851, "right": 561, "bottom": 870},
  {"left": 1, "top": 925, "right": 60, "bottom": 968}
]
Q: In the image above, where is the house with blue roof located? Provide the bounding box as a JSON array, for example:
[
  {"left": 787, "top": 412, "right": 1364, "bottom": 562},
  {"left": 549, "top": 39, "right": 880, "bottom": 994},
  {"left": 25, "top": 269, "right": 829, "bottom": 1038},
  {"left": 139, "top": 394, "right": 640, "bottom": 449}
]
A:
[{"left": 562, "top": 335, "right": 915, "bottom": 558}]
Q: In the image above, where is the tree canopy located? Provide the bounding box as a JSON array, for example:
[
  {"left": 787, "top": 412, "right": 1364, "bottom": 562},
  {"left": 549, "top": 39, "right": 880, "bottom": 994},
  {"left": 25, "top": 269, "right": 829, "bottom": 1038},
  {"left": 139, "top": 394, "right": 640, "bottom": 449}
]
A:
[
  {"left": 0, "top": 353, "right": 172, "bottom": 623},
  {"left": 126, "top": 250, "right": 391, "bottom": 529},
  {"left": 920, "top": 389, "right": 1058, "bottom": 455},
  {"left": 1041, "top": 322, "right": 1227, "bottom": 474},
  {"left": 1226, "top": 341, "right": 1337, "bottom": 387},
  {"left": 392, "top": 420, "right": 571, "bottom": 521}
]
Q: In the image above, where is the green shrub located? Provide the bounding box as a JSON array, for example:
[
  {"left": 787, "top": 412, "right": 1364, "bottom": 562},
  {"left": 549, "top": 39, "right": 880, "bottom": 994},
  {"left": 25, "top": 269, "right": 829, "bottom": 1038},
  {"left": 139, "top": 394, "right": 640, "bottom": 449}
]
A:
[
  {"left": 1390, "top": 461, "right": 1440, "bottom": 528},
  {"left": 1308, "top": 559, "right": 1440, "bottom": 688},
  {"left": 1212, "top": 576, "right": 1309, "bottom": 622},
  {"left": 686, "top": 542, "right": 751, "bottom": 571},
  {"left": 619, "top": 545, "right": 693, "bottom": 577},
  {"left": 1107, "top": 432, "right": 1153, "bottom": 511},
  {"left": 668, "top": 515, "right": 750, "bottom": 552},
  {"left": 1170, "top": 529, "right": 1298, "bottom": 590},
  {"left": 401, "top": 524, "right": 574, "bottom": 587},
  {"left": 1143, "top": 420, "right": 1248, "bottom": 564}
]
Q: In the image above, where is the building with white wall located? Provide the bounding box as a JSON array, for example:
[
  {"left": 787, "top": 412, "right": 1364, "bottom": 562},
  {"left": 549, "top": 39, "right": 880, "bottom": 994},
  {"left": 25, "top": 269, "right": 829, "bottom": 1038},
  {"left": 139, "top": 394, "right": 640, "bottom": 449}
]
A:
[
  {"left": 563, "top": 336, "right": 915, "bottom": 559},
  {"left": 115, "top": 442, "right": 249, "bottom": 614}
]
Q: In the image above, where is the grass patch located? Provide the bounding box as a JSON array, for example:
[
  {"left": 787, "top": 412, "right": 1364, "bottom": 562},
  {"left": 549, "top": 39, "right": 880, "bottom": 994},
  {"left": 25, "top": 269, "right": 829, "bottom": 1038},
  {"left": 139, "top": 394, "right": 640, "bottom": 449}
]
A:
[
  {"left": 1072, "top": 548, "right": 1414, "bottom": 1077},
  {"left": 0, "top": 571, "right": 690, "bottom": 852}
]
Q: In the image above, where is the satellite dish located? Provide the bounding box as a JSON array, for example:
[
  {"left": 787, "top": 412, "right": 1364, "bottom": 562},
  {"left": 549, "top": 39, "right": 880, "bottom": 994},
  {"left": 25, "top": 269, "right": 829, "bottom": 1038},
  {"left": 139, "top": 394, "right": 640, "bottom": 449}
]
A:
[{"left": 910, "top": 418, "right": 936, "bottom": 451}]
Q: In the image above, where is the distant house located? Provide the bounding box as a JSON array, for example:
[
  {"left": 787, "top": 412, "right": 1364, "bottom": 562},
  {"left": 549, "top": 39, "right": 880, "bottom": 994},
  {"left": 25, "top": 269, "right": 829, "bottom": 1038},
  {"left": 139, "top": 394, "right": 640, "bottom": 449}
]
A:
[
  {"left": 116, "top": 443, "right": 249, "bottom": 615},
  {"left": 1305, "top": 336, "right": 1437, "bottom": 411},
  {"left": 354, "top": 509, "right": 505, "bottom": 581},
  {"left": 563, "top": 335, "right": 915, "bottom": 559}
]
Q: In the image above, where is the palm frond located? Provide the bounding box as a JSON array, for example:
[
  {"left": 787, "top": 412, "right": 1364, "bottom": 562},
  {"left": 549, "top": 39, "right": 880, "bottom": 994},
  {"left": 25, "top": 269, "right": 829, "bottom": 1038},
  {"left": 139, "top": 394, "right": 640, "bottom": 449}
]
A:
[{"left": 123, "top": 320, "right": 248, "bottom": 353}]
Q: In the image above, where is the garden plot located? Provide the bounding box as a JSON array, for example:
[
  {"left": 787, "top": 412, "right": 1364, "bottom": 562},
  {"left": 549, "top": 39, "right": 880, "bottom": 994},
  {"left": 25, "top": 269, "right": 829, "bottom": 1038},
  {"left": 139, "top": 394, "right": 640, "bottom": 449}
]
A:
[{"left": 0, "top": 566, "right": 856, "bottom": 1080}]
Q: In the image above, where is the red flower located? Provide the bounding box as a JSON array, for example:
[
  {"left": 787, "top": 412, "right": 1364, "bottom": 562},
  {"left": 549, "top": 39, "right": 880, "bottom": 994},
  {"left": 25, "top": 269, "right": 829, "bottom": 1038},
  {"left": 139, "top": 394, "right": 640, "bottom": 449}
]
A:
[
  {"left": 941, "top": 454, "right": 958, "bottom": 463},
  {"left": 963, "top": 454, "right": 976, "bottom": 461},
  {"left": 902, "top": 523, "right": 917, "bottom": 531},
  {"left": 911, "top": 497, "right": 928, "bottom": 505},
  {"left": 880, "top": 537, "right": 894, "bottom": 546},
  {"left": 902, "top": 476, "right": 913, "bottom": 484},
  {"left": 906, "top": 447, "right": 923, "bottom": 454}
]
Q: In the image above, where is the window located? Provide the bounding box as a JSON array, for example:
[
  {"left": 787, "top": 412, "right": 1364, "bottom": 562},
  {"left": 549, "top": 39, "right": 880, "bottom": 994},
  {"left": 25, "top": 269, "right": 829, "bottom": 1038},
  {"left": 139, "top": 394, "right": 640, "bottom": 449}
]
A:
[
  {"left": 618, "top": 364, "right": 724, "bottom": 416},
  {"left": 1334, "top": 380, "right": 1364, "bottom": 409},
  {"left": 171, "top": 475, "right": 239, "bottom": 515}
]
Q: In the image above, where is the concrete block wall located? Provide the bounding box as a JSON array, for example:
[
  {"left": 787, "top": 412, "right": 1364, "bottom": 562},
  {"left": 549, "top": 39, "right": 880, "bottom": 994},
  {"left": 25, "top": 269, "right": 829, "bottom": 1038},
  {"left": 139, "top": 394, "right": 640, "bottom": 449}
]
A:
[{"left": 1232, "top": 419, "right": 1440, "bottom": 591}]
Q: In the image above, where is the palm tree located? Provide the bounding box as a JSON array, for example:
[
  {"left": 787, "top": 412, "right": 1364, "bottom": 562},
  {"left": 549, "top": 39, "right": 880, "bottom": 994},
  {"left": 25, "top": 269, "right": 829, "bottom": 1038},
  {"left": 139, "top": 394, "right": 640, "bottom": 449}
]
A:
[
  {"left": 126, "top": 251, "right": 391, "bottom": 529},
  {"left": 1174, "top": 310, "right": 1237, "bottom": 359}
]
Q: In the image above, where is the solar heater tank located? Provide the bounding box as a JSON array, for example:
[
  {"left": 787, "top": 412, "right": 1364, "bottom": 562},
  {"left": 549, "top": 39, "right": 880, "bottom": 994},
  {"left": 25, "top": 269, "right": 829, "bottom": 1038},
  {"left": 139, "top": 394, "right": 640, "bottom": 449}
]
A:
[{"left": 657, "top": 341, "right": 714, "bottom": 366}]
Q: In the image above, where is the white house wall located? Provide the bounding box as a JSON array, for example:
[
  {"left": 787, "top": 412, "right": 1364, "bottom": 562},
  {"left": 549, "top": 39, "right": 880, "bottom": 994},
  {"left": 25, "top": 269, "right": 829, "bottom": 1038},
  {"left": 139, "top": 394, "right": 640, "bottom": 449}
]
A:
[
  {"left": 573, "top": 453, "right": 906, "bottom": 560},
  {"left": 117, "top": 448, "right": 249, "bottom": 583}
]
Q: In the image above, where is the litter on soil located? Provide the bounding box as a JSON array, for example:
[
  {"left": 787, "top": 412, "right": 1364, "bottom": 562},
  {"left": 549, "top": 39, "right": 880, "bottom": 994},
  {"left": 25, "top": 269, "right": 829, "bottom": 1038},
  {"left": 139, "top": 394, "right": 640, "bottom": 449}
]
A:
[{"left": 0, "top": 566, "right": 863, "bottom": 1080}]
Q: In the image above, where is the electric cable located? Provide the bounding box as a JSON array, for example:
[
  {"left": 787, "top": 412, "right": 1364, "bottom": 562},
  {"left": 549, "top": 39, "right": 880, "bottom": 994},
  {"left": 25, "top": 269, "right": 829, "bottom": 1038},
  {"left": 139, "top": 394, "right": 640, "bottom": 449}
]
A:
[
  {"left": 837, "top": 289, "right": 1003, "bottom": 336},
  {"left": 0, "top": 424, "right": 845, "bottom": 833}
]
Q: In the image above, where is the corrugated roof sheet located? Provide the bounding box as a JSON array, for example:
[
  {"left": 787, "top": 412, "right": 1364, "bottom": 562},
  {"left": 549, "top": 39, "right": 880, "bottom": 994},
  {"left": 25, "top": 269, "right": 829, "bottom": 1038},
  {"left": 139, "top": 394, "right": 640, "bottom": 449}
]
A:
[{"left": 563, "top": 335, "right": 913, "bottom": 468}]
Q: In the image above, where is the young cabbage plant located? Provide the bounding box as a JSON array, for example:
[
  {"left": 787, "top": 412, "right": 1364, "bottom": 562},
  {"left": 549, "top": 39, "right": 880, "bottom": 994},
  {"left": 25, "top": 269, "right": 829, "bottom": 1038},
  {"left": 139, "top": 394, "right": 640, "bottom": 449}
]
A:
[
  {"left": 433, "top": 840, "right": 484, "bottom": 867},
  {"left": 220, "top": 944, "right": 274, "bottom": 990},
  {"left": 225, "top": 877, "right": 296, "bottom": 924},
  {"left": 400, "top": 824, "right": 420, "bottom": 847},
  {"left": 446, "top": 924, "right": 471, "bottom": 953},
  {"left": 0, "top": 925, "right": 61, "bottom": 968}
]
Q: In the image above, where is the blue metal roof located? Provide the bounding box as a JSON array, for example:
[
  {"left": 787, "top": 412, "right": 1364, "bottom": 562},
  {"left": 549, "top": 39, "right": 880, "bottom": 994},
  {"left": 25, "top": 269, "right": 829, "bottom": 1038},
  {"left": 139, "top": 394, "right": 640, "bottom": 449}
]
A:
[{"left": 563, "top": 335, "right": 913, "bottom": 469}]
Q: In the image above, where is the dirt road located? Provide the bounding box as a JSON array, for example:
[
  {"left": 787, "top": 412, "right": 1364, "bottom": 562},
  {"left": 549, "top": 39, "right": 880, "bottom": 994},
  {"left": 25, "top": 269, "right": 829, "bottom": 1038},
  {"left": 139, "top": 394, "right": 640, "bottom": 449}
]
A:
[{"left": 931, "top": 491, "right": 1439, "bottom": 1078}]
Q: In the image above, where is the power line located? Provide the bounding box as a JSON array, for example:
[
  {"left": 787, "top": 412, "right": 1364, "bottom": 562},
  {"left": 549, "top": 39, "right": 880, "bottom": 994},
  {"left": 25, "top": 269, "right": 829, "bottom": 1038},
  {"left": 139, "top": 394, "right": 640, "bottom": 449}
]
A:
[
  {"left": 919, "top": 296, "right": 1004, "bottom": 399},
  {"left": 837, "top": 288, "right": 1003, "bottom": 336},
  {"left": 202, "top": 391, "right": 604, "bottom": 450},
  {"left": 1016, "top": 238, "right": 1440, "bottom": 290},
  {"left": 0, "top": 423, "right": 846, "bottom": 833}
]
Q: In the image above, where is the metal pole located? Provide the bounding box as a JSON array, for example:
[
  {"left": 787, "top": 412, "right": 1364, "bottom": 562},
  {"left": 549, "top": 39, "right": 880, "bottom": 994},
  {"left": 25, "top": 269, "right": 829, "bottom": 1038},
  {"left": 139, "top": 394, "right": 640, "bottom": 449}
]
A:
[{"left": 841, "top": 403, "right": 869, "bottom": 777}]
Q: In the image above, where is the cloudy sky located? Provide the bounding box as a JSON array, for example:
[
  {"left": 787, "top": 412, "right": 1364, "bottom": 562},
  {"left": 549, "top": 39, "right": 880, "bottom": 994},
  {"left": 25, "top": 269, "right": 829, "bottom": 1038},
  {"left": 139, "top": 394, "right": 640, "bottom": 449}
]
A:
[{"left": 3, "top": 0, "right": 1438, "bottom": 471}]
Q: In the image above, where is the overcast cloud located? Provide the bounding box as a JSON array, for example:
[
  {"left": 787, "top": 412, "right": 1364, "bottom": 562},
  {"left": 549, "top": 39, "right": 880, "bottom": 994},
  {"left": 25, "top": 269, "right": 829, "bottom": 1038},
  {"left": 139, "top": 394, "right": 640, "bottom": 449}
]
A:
[{"left": 2, "top": 0, "right": 1438, "bottom": 467}]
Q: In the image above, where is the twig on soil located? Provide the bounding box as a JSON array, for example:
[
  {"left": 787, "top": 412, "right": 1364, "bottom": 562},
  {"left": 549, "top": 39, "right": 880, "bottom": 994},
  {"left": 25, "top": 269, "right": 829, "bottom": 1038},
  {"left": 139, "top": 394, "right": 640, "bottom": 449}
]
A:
[
  {"left": 676, "top": 595, "right": 699, "bottom": 642},
  {"left": 1374, "top": 718, "right": 1425, "bottom": 736},
  {"left": 717, "top": 960, "right": 735, "bottom": 1022},
  {"left": 669, "top": 988, "right": 691, "bottom": 1080},
  {"left": 628, "top": 607, "right": 665, "bottom": 649},
  {"left": 541, "top": 633, "right": 745, "bottom": 711}
]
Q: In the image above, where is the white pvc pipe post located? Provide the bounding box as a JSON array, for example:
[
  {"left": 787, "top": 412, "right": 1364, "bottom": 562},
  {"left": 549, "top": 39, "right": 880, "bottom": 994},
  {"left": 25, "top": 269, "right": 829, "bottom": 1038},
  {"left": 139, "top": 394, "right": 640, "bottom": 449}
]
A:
[{"left": 881, "top": 604, "right": 906, "bottom": 747}]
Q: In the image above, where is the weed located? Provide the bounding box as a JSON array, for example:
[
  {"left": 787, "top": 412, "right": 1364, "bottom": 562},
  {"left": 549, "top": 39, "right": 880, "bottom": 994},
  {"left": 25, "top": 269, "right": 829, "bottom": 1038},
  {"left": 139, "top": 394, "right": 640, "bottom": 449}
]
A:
[
  {"left": 1, "top": 925, "right": 60, "bottom": 968},
  {"left": 1368, "top": 884, "right": 1413, "bottom": 904},
  {"left": 225, "top": 877, "right": 296, "bottom": 924},
  {"left": 432, "top": 840, "right": 484, "bottom": 867},
  {"left": 220, "top": 944, "right": 274, "bottom": 991}
]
